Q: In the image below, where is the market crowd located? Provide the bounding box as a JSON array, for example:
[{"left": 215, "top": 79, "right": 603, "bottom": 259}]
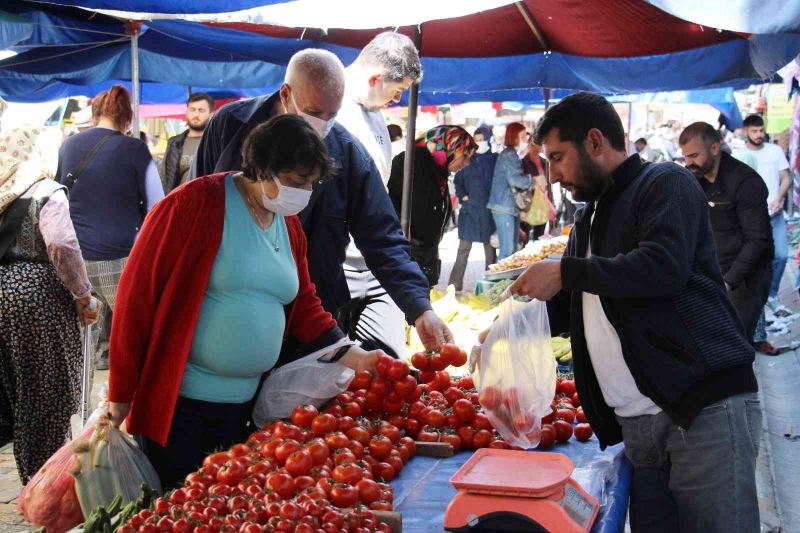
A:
[{"left": 0, "top": 29, "right": 795, "bottom": 532}]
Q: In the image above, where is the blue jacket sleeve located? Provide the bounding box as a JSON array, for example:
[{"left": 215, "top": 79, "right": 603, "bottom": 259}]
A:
[
  {"left": 454, "top": 168, "right": 468, "bottom": 200},
  {"left": 347, "top": 147, "right": 432, "bottom": 324},
  {"left": 500, "top": 153, "right": 533, "bottom": 189}
]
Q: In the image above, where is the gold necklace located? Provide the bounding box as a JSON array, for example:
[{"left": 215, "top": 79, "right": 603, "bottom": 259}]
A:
[{"left": 238, "top": 177, "right": 280, "bottom": 252}]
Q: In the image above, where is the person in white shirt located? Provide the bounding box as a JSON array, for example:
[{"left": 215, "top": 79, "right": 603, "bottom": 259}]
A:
[
  {"left": 335, "top": 32, "right": 423, "bottom": 357},
  {"left": 736, "top": 114, "right": 791, "bottom": 315}
]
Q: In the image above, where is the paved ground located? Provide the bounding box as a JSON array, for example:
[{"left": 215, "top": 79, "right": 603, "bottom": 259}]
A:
[{"left": 2, "top": 228, "right": 799, "bottom": 532}]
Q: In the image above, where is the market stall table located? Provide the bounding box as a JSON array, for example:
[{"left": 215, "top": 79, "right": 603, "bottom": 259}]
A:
[{"left": 390, "top": 440, "right": 630, "bottom": 533}]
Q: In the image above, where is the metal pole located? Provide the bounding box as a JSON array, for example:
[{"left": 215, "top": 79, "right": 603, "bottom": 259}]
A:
[
  {"left": 129, "top": 24, "right": 140, "bottom": 138},
  {"left": 543, "top": 88, "right": 551, "bottom": 110},
  {"left": 400, "top": 25, "right": 422, "bottom": 239}
]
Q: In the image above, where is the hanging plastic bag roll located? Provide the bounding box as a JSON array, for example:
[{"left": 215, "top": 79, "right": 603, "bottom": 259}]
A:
[{"left": 473, "top": 298, "right": 557, "bottom": 448}]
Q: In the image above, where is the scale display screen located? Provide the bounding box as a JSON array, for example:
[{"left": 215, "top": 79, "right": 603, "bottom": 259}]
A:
[{"left": 558, "top": 484, "right": 596, "bottom": 528}]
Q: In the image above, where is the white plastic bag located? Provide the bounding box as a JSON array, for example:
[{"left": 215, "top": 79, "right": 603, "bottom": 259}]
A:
[
  {"left": 253, "top": 338, "right": 356, "bottom": 427},
  {"left": 73, "top": 421, "right": 162, "bottom": 517},
  {"left": 473, "top": 298, "right": 556, "bottom": 448}
]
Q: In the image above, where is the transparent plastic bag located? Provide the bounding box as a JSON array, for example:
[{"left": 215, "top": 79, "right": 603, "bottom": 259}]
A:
[
  {"left": 473, "top": 298, "right": 556, "bottom": 448},
  {"left": 253, "top": 339, "right": 356, "bottom": 427},
  {"left": 17, "top": 405, "right": 105, "bottom": 533},
  {"left": 73, "top": 419, "right": 162, "bottom": 517}
]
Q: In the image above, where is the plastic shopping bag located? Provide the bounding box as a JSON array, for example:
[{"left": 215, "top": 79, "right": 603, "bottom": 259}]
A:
[
  {"left": 73, "top": 419, "right": 162, "bottom": 517},
  {"left": 253, "top": 338, "right": 357, "bottom": 427},
  {"left": 17, "top": 405, "right": 105, "bottom": 533},
  {"left": 473, "top": 298, "right": 557, "bottom": 448},
  {"left": 525, "top": 188, "right": 550, "bottom": 226}
]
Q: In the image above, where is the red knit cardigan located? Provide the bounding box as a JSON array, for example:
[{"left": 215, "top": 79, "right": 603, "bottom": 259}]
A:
[{"left": 108, "top": 173, "right": 339, "bottom": 446}]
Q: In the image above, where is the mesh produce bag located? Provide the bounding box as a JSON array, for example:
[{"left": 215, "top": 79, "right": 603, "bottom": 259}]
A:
[{"left": 473, "top": 298, "right": 557, "bottom": 448}]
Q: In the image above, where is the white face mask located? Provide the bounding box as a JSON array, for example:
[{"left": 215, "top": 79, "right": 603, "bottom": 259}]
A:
[
  {"left": 291, "top": 92, "right": 335, "bottom": 139},
  {"left": 260, "top": 177, "right": 312, "bottom": 216},
  {"left": 476, "top": 141, "right": 490, "bottom": 154}
]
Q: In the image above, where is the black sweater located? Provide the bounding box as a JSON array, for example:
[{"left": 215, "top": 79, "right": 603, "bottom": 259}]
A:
[
  {"left": 700, "top": 151, "right": 773, "bottom": 287},
  {"left": 548, "top": 155, "right": 757, "bottom": 449}
]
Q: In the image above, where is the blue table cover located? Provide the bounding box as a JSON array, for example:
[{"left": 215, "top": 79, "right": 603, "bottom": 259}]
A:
[{"left": 390, "top": 438, "right": 631, "bottom": 533}]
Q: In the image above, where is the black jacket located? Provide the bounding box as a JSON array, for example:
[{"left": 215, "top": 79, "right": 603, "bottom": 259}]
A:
[
  {"left": 547, "top": 155, "right": 757, "bottom": 449},
  {"left": 159, "top": 130, "right": 189, "bottom": 193},
  {"left": 701, "top": 151, "right": 773, "bottom": 287},
  {"left": 387, "top": 147, "right": 451, "bottom": 247},
  {"left": 192, "top": 93, "right": 432, "bottom": 324}
]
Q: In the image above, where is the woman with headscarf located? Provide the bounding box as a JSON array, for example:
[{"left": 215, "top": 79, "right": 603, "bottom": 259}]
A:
[
  {"left": 0, "top": 126, "right": 99, "bottom": 483},
  {"left": 447, "top": 126, "right": 497, "bottom": 291},
  {"left": 388, "top": 125, "right": 477, "bottom": 287},
  {"left": 488, "top": 122, "right": 533, "bottom": 260}
]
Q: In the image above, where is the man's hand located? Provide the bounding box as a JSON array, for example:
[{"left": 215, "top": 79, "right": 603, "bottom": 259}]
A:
[
  {"left": 415, "top": 310, "right": 454, "bottom": 352},
  {"left": 769, "top": 198, "right": 783, "bottom": 216},
  {"left": 107, "top": 402, "right": 131, "bottom": 428},
  {"left": 338, "top": 346, "right": 380, "bottom": 374},
  {"left": 507, "top": 260, "right": 563, "bottom": 301}
]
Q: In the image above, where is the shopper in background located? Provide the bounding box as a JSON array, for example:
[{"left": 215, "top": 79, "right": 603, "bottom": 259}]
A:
[
  {"left": 634, "top": 137, "right": 666, "bottom": 163},
  {"left": 388, "top": 126, "right": 477, "bottom": 287},
  {"left": 521, "top": 141, "right": 552, "bottom": 241},
  {"left": 0, "top": 126, "right": 99, "bottom": 482},
  {"left": 159, "top": 93, "right": 214, "bottom": 193},
  {"left": 192, "top": 49, "right": 453, "bottom": 358},
  {"left": 679, "top": 122, "right": 773, "bottom": 344},
  {"left": 508, "top": 92, "right": 761, "bottom": 532},
  {"left": 448, "top": 125, "right": 497, "bottom": 291},
  {"left": 57, "top": 85, "right": 164, "bottom": 370},
  {"left": 487, "top": 122, "right": 533, "bottom": 259},
  {"left": 107, "top": 115, "right": 380, "bottom": 489}
]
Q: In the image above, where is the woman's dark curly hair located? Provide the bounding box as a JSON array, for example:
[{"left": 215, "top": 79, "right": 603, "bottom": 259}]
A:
[{"left": 241, "top": 114, "right": 335, "bottom": 181}]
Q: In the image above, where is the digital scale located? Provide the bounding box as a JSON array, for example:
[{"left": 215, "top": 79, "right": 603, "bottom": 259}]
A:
[{"left": 444, "top": 449, "right": 600, "bottom": 533}]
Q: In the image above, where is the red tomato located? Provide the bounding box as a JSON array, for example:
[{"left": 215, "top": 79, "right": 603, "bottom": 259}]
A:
[
  {"left": 324, "top": 432, "right": 350, "bottom": 450},
  {"left": 433, "top": 371, "right": 452, "bottom": 391},
  {"left": 478, "top": 386, "right": 502, "bottom": 410},
  {"left": 333, "top": 449, "right": 357, "bottom": 466},
  {"left": 541, "top": 406, "right": 557, "bottom": 425},
  {"left": 382, "top": 392, "right": 405, "bottom": 415},
  {"left": 574, "top": 423, "right": 593, "bottom": 442},
  {"left": 346, "top": 426, "right": 371, "bottom": 446},
  {"left": 441, "top": 433, "right": 462, "bottom": 453},
  {"left": 305, "top": 438, "right": 330, "bottom": 466},
  {"left": 444, "top": 386, "right": 466, "bottom": 406},
  {"left": 285, "top": 450, "right": 313, "bottom": 476},
  {"left": 274, "top": 440, "right": 302, "bottom": 465},
  {"left": 452, "top": 398, "right": 476, "bottom": 423},
  {"left": 323, "top": 404, "right": 344, "bottom": 418},
  {"left": 571, "top": 392, "right": 581, "bottom": 408},
  {"left": 446, "top": 413, "right": 464, "bottom": 429},
  {"left": 350, "top": 370, "right": 373, "bottom": 391},
  {"left": 576, "top": 407, "right": 587, "bottom": 424},
  {"left": 203, "top": 451, "right": 233, "bottom": 469},
  {"left": 266, "top": 473, "right": 296, "bottom": 499},
  {"left": 502, "top": 388, "right": 521, "bottom": 413},
  {"left": 456, "top": 375, "right": 474, "bottom": 389},
  {"left": 417, "top": 426, "right": 440, "bottom": 442},
  {"left": 378, "top": 423, "right": 402, "bottom": 444},
  {"left": 556, "top": 408, "right": 575, "bottom": 424},
  {"left": 473, "top": 413, "right": 493, "bottom": 431},
  {"left": 558, "top": 379, "right": 577, "bottom": 397},
  {"left": 373, "top": 462, "right": 396, "bottom": 482},
  {"left": 216, "top": 461, "right": 246, "bottom": 486},
  {"left": 553, "top": 420, "right": 573, "bottom": 443},
  {"left": 399, "top": 436, "right": 416, "bottom": 455},
  {"left": 273, "top": 421, "right": 303, "bottom": 441},
  {"left": 386, "top": 414, "right": 406, "bottom": 430},
  {"left": 330, "top": 483, "right": 360, "bottom": 508},
  {"left": 385, "top": 454, "right": 405, "bottom": 475},
  {"left": 364, "top": 390, "right": 384, "bottom": 412},
  {"left": 387, "top": 360, "right": 410, "bottom": 382},
  {"left": 332, "top": 463, "right": 364, "bottom": 485},
  {"left": 418, "top": 369, "right": 437, "bottom": 383},
  {"left": 394, "top": 443, "right": 411, "bottom": 463},
  {"left": 439, "top": 343, "right": 461, "bottom": 365},
  {"left": 410, "top": 351, "right": 429, "bottom": 370},
  {"left": 404, "top": 418, "right": 421, "bottom": 438},
  {"left": 341, "top": 402, "right": 362, "bottom": 419},
  {"left": 369, "top": 376, "right": 392, "bottom": 396},
  {"left": 472, "top": 429, "right": 493, "bottom": 449},
  {"left": 451, "top": 349, "right": 468, "bottom": 368},
  {"left": 294, "top": 475, "right": 316, "bottom": 492},
  {"left": 291, "top": 405, "right": 319, "bottom": 428},
  {"left": 538, "top": 424, "right": 556, "bottom": 449},
  {"left": 457, "top": 426, "right": 475, "bottom": 449},
  {"left": 393, "top": 375, "right": 417, "bottom": 399},
  {"left": 407, "top": 400, "right": 427, "bottom": 420},
  {"left": 428, "top": 352, "right": 448, "bottom": 371},
  {"left": 423, "top": 409, "right": 446, "bottom": 428},
  {"left": 356, "top": 479, "right": 382, "bottom": 505},
  {"left": 311, "top": 414, "right": 338, "bottom": 436},
  {"left": 369, "top": 500, "right": 393, "bottom": 511},
  {"left": 375, "top": 355, "right": 394, "bottom": 378},
  {"left": 368, "top": 435, "right": 393, "bottom": 459}
]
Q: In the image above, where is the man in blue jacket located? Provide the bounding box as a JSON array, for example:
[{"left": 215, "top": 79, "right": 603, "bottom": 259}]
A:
[
  {"left": 192, "top": 49, "right": 451, "bottom": 354},
  {"left": 507, "top": 93, "right": 761, "bottom": 531}
]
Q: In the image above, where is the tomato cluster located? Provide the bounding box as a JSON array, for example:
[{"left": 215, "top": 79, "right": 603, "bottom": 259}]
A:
[
  {"left": 409, "top": 343, "right": 468, "bottom": 385},
  {"left": 537, "top": 374, "right": 593, "bottom": 449}
]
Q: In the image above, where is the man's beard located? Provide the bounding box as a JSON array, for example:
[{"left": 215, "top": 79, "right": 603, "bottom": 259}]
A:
[
  {"left": 747, "top": 135, "right": 764, "bottom": 146},
  {"left": 188, "top": 118, "right": 209, "bottom": 132},
  {"left": 686, "top": 156, "right": 715, "bottom": 179},
  {"left": 569, "top": 150, "right": 607, "bottom": 202}
]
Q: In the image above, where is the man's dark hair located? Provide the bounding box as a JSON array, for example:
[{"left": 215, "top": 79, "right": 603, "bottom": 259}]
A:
[
  {"left": 387, "top": 124, "right": 403, "bottom": 142},
  {"left": 187, "top": 92, "right": 214, "bottom": 110},
  {"left": 743, "top": 114, "right": 764, "bottom": 128},
  {"left": 355, "top": 31, "right": 422, "bottom": 83},
  {"left": 635, "top": 137, "right": 647, "bottom": 145},
  {"left": 241, "top": 114, "right": 334, "bottom": 180},
  {"left": 533, "top": 92, "right": 626, "bottom": 152},
  {"left": 678, "top": 122, "right": 721, "bottom": 146}
]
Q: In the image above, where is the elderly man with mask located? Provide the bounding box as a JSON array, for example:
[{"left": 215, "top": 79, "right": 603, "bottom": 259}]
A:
[{"left": 193, "top": 48, "right": 451, "bottom": 358}]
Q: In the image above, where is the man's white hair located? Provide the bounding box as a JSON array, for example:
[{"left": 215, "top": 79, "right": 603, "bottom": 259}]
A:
[{"left": 285, "top": 49, "right": 346, "bottom": 95}]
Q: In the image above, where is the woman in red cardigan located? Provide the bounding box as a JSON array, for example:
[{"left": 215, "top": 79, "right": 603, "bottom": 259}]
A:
[{"left": 106, "top": 115, "right": 380, "bottom": 488}]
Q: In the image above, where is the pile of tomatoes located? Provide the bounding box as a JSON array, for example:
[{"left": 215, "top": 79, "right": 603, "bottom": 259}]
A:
[{"left": 537, "top": 373, "right": 594, "bottom": 449}]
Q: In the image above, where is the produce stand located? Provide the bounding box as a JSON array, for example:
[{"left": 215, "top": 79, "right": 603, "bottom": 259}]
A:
[{"left": 392, "top": 442, "right": 631, "bottom": 533}]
